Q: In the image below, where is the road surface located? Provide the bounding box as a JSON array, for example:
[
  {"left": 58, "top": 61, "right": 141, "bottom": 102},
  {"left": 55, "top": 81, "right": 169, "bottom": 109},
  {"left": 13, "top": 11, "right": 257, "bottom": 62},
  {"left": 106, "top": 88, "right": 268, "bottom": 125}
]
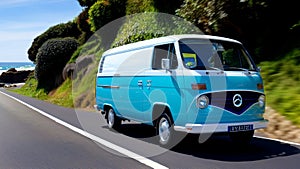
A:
[
  {"left": 0, "top": 89, "right": 150, "bottom": 169},
  {"left": 0, "top": 89, "right": 300, "bottom": 169}
]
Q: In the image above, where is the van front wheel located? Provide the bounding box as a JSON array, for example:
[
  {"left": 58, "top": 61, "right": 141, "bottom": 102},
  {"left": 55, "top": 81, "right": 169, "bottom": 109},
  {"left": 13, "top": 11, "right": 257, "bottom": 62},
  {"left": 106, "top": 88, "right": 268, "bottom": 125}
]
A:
[
  {"left": 157, "top": 113, "right": 176, "bottom": 147},
  {"left": 107, "top": 108, "right": 121, "bottom": 130}
]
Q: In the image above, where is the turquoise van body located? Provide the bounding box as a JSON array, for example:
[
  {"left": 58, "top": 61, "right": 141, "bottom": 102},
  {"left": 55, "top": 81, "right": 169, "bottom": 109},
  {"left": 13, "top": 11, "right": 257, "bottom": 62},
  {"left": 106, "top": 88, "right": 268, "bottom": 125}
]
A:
[{"left": 95, "top": 34, "right": 267, "bottom": 145}]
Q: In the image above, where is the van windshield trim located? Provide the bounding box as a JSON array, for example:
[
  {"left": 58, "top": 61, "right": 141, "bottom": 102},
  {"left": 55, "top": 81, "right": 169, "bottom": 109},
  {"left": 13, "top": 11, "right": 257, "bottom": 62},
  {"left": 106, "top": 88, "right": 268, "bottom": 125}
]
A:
[{"left": 179, "top": 39, "right": 258, "bottom": 72}]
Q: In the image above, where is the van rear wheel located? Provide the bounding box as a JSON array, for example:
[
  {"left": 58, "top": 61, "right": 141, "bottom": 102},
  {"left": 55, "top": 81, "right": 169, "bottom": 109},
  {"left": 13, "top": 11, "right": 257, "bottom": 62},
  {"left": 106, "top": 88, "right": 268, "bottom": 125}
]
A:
[{"left": 107, "top": 108, "right": 121, "bottom": 130}]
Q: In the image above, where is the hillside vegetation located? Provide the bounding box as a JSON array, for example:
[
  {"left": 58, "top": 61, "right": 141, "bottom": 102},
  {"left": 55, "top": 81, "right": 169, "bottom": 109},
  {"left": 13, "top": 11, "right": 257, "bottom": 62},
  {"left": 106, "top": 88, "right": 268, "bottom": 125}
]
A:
[
  {"left": 14, "top": 0, "right": 300, "bottom": 126},
  {"left": 260, "top": 49, "right": 300, "bottom": 126}
]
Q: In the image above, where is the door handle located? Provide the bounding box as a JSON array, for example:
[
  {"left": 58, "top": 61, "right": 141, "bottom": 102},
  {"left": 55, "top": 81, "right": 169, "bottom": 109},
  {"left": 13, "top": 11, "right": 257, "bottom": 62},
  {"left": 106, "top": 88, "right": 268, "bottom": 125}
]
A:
[
  {"left": 138, "top": 80, "right": 143, "bottom": 86},
  {"left": 146, "top": 80, "right": 152, "bottom": 89}
]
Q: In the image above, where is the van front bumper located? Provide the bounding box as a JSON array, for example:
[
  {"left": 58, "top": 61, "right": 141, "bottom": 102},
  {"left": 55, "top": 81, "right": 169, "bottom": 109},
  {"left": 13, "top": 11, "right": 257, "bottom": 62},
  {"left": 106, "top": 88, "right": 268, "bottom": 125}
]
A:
[{"left": 174, "top": 120, "right": 268, "bottom": 134}]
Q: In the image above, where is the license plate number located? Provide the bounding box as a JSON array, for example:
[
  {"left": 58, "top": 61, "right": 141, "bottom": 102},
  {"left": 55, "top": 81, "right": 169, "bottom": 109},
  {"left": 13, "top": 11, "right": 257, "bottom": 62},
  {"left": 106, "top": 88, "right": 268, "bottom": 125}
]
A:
[{"left": 228, "top": 124, "right": 253, "bottom": 132}]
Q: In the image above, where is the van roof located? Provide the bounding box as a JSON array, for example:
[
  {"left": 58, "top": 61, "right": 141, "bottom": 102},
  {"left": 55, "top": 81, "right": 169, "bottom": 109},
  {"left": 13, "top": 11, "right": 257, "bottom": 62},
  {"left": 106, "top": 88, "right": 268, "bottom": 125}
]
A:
[
  {"left": 169, "top": 34, "right": 241, "bottom": 43},
  {"left": 103, "top": 34, "right": 241, "bottom": 56}
]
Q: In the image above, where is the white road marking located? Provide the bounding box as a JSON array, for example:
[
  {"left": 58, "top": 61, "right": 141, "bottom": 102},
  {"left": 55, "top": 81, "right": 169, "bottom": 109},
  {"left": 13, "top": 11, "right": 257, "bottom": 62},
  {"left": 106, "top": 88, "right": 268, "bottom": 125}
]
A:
[
  {"left": 254, "top": 135, "right": 300, "bottom": 147},
  {"left": 0, "top": 91, "right": 169, "bottom": 169}
]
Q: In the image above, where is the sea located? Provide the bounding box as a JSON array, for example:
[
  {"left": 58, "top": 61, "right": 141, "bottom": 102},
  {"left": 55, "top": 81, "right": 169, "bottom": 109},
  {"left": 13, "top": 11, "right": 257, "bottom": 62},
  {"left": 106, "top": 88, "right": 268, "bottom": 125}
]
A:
[{"left": 0, "top": 62, "right": 35, "bottom": 75}]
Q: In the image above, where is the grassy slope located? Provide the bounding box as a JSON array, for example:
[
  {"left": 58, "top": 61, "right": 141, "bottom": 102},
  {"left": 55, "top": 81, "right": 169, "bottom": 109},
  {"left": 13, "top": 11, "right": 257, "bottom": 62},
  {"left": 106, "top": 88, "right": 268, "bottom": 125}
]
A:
[
  {"left": 47, "top": 78, "right": 74, "bottom": 107},
  {"left": 72, "top": 61, "right": 98, "bottom": 109},
  {"left": 259, "top": 49, "right": 300, "bottom": 126},
  {"left": 13, "top": 74, "right": 48, "bottom": 100},
  {"left": 13, "top": 75, "right": 74, "bottom": 108}
]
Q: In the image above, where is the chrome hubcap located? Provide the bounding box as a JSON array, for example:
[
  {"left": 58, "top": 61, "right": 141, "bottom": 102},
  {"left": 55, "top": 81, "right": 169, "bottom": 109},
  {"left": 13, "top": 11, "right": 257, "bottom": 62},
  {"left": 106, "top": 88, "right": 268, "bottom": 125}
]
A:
[
  {"left": 108, "top": 110, "right": 114, "bottom": 128},
  {"left": 159, "top": 118, "right": 170, "bottom": 142}
]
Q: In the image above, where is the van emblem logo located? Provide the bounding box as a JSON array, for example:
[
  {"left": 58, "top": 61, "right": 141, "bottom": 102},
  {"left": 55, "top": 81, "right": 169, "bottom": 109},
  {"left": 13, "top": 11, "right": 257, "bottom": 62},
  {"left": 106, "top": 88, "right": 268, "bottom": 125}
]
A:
[{"left": 233, "top": 94, "right": 242, "bottom": 107}]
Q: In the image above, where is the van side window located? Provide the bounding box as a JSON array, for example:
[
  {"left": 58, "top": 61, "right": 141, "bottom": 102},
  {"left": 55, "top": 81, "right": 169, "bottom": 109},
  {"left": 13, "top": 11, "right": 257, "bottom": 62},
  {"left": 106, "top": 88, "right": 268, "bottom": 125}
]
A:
[{"left": 152, "top": 44, "right": 178, "bottom": 69}]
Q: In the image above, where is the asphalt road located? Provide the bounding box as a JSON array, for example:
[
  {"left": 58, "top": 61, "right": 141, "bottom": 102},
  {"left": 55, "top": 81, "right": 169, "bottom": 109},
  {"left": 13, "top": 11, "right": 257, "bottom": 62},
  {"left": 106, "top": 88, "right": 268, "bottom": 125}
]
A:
[
  {"left": 1, "top": 89, "right": 300, "bottom": 169},
  {"left": 0, "top": 89, "right": 150, "bottom": 169}
]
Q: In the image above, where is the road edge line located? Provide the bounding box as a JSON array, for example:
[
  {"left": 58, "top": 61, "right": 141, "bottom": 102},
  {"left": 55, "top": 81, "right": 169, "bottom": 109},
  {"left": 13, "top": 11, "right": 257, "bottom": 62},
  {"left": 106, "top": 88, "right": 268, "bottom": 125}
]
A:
[
  {"left": 254, "top": 135, "right": 300, "bottom": 147},
  {"left": 0, "top": 91, "right": 169, "bottom": 169}
]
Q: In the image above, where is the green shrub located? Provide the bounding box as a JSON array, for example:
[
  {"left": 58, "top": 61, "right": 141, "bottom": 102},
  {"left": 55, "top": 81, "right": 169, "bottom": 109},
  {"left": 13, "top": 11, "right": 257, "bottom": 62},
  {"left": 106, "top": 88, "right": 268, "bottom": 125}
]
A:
[
  {"left": 35, "top": 37, "right": 79, "bottom": 91},
  {"left": 88, "top": 0, "right": 126, "bottom": 32},
  {"left": 126, "top": 0, "right": 156, "bottom": 15},
  {"left": 112, "top": 12, "right": 200, "bottom": 47},
  {"left": 28, "top": 21, "right": 81, "bottom": 62},
  {"left": 76, "top": 9, "right": 93, "bottom": 44}
]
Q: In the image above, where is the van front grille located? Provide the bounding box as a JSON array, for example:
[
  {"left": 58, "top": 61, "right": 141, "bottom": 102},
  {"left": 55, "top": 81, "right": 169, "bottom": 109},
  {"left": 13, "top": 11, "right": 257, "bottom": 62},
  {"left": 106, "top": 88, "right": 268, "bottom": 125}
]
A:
[{"left": 204, "top": 91, "right": 263, "bottom": 115}]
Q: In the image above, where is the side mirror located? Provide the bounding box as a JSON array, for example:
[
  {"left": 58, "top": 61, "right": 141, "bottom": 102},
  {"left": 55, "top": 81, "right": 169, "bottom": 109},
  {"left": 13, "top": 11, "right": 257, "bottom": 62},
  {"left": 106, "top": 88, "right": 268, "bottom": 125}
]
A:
[
  {"left": 161, "top": 58, "right": 170, "bottom": 70},
  {"left": 257, "top": 66, "right": 261, "bottom": 72}
]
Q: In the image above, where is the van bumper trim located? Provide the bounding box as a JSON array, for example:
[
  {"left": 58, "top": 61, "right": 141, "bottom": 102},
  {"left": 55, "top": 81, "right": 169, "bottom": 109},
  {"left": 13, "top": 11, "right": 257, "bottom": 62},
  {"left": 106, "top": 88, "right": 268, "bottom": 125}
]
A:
[{"left": 174, "top": 120, "right": 268, "bottom": 133}]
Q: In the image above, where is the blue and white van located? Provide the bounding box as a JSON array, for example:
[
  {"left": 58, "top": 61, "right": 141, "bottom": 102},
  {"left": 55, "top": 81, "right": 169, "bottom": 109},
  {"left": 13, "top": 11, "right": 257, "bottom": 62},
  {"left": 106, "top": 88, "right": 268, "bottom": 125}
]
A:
[{"left": 95, "top": 34, "right": 267, "bottom": 146}]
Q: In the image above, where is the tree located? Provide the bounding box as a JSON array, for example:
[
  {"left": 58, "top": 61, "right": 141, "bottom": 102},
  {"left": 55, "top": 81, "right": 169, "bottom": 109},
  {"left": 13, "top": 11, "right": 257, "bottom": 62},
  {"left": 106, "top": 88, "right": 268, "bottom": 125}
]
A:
[
  {"left": 35, "top": 37, "right": 79, "bottom": 91},
  {"left": 28, "top": 21, "right": 81, "bottom": 62},
  {"left": 177, "top": 0, "right": 300, "bottom": 62},
  {"left": 176, "top": 0, "right": 229, "bottom": 35}
]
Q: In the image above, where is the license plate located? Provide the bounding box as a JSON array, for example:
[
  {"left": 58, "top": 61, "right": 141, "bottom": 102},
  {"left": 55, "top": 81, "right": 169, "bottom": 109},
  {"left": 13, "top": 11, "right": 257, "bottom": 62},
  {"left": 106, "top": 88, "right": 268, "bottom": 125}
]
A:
[{"left": 228, "top": 124, "right": 253, "bottom": 132}]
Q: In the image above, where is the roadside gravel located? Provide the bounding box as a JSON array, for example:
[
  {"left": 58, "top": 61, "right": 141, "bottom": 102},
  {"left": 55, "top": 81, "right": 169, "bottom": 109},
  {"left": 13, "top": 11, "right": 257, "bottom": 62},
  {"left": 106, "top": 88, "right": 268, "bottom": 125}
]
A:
[{"left": 256, "top": 107, "right": 300, "bottom": 144}]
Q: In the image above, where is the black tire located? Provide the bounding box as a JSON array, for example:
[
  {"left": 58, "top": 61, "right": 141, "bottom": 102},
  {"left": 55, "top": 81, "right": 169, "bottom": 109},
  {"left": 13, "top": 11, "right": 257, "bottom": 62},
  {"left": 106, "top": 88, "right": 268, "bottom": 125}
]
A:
[
  {"left": 106, "top": 108, "right": 121, "bottom": 130},
  {"left": 229, "top": 130, "right": 254, "bottom": 145},
  {"left": 156, "top": 113, "right": 183, "bottom": 148}
]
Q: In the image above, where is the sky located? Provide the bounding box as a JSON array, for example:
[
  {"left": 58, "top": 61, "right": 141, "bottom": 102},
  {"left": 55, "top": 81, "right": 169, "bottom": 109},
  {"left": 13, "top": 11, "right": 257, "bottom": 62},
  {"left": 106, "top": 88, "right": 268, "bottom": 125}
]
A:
[{"left": 0, "top": 0, "right": 82, "bottom": 62}]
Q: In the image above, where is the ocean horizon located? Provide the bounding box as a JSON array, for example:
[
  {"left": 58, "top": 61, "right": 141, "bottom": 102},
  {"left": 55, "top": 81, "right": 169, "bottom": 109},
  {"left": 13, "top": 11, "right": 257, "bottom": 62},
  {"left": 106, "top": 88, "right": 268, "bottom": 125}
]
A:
[{"left": 0, "top": 62, "right": 35, "bottom": 75}]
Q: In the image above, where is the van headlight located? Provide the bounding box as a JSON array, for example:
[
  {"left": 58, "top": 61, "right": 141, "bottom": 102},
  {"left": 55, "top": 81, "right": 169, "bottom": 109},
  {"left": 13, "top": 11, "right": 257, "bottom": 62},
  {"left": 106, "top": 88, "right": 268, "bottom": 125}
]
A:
[
  {"left": 258, "top": 95, "right": 265, "bottom": 107},
  {"left": 197, "top": 95, "right": 209, "bottom": 109}
]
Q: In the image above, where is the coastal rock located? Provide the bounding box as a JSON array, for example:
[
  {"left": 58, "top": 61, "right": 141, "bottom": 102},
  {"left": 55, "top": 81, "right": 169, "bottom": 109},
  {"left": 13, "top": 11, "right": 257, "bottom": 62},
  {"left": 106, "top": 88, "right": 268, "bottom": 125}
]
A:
[
  {"left": 62, "top": 54, "right": 95, "bottom": 80},
  {"left": 7, "top": 68, "right": 18, "bottom": 73},
  {"left": 0, "top": 69, "right": 33, "bottom": 83}
]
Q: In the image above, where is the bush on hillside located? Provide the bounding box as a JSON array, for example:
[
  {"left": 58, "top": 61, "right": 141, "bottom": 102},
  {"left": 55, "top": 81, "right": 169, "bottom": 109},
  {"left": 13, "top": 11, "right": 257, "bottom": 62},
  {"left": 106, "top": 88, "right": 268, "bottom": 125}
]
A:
[
  {"left": 28, "top": 21, "right": 81, "bottom": 62},
  {"left": 35, "top": 37, "right": 79, "bottom": 91},
  {"left": 88, "top": 0, "right": 126, "bottom": 32},
  {"left": 76, "top": 9, "right": 93, "bottom": 44},
  {"left": 153, "top": 0, "right": 182, "bottom": 14},
  {"left": 126, "top": 0, "right": 156, "bottom": 15},
  {"left": 112, "top": 13, "right": 201, "bottom": 47}
]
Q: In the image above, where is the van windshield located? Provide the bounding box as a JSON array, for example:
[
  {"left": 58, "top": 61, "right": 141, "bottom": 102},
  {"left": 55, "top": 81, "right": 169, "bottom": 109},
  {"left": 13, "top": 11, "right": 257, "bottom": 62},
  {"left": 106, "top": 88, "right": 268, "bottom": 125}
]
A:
[{"left": 179, "top": 39, "right": 257, "bottom": 71}]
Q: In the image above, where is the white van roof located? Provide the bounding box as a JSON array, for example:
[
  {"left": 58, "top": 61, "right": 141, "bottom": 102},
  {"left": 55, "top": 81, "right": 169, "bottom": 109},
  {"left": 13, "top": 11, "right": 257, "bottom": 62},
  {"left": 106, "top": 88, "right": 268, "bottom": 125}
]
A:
[
  {"left": 104, "top": 34, "right": 241, "bottom": 57},
  {"left": 169, "top": 34, "right": 241, "bottom": 44}
]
